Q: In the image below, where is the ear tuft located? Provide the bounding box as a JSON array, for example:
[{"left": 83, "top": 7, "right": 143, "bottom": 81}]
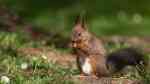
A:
[
  {"left": 75, "top": 15, "right": 82, "bottom": 25},
  {"left": 74, "top": 14, "right": 87, "bottom": 29}
]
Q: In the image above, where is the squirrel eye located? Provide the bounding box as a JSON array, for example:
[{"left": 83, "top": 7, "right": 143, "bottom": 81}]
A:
[
  {"left": 72, "top": 40, "right": 76, "bottom": 43},
  {"left": 78, "top": 33, "right": 81, "bottom": 36}
]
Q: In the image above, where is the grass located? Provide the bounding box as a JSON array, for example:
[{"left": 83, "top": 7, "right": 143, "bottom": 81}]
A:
[
  {"left": 0, "top": 32, "right": 78, "bottom": 84},
  {"left": 0, "top": 31, "right": 149, "bottom": 84},
  {"left": 0, "top": 47, "right": 77, "bottom": 84}
]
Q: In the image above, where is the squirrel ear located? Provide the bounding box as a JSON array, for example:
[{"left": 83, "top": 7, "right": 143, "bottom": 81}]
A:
[{"left": 74, "top": 15, "right": 87, "bottom": 30}]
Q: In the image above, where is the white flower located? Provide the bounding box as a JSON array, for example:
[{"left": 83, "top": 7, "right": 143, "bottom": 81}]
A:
[
  {"left": 1, "top": 76, "right": 10, "bottom": 84},
  {"left": 41, "top": 54, "right": 47, "bottom": 60},
  {"left": 21, "top": 62, "right": 28, "bottom": 70}
]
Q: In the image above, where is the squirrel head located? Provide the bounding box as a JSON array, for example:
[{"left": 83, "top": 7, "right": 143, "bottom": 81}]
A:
[{"left": 71, "top": 15, "right": 91, "bottom": 49}]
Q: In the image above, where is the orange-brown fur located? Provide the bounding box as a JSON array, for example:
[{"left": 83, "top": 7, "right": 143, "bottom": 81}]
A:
[{"left": 71, "top": 16, "right": 109, "bottom": 78}]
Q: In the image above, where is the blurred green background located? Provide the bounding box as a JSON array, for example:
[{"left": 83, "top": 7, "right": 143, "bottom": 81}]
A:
[{"left": 1, "top": 0, "right": 150, "bottom": 36}]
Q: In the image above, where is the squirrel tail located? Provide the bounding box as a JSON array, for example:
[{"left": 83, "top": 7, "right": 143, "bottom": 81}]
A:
[{"left": 106, "top": 48, "right": 148, "bottom": 75}]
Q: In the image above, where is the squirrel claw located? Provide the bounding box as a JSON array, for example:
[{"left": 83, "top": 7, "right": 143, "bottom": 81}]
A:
[
  {"left": 91, "top": 75, "right": 99, "bottom": 79},
  {"left": 74, "top": 74, "right": 88, "bottom": 80},
  {"left": 75, "top": 74, "right": 99, "bottom": 80}
]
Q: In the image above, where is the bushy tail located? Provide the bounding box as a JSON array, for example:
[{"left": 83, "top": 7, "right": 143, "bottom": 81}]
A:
[{"left": 106, "top": 48, "right": 148, "bottom": 75}]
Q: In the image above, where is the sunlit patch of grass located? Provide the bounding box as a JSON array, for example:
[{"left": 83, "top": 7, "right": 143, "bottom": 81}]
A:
[{"left": 0, "top": 49, "right": 77, "bottom": 84}]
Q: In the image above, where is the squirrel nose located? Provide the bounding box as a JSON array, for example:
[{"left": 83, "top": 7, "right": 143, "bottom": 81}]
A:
[
  {"left": 71, "top": 40, "right": 77, "bottom": 48},
  {"left": 69, "top": 41, "right": 77, "bottom": 48}
]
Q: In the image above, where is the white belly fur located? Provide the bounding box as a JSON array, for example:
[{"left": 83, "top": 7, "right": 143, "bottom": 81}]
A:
[{"left": 82, "top": 58, "right": 92, "bottom": 75}]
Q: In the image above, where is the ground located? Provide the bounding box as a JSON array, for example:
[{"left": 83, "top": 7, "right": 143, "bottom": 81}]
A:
[{"left": 0, "top": 32, "right": 149, "bottom": 84}]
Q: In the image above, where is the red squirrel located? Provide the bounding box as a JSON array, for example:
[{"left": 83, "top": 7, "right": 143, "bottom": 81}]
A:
[
  {"left": 70, "top": 15, "right": 109, "bottom": 78},
  {"left": 70, "top": 15, "right": 147, "bottom": 78}
]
